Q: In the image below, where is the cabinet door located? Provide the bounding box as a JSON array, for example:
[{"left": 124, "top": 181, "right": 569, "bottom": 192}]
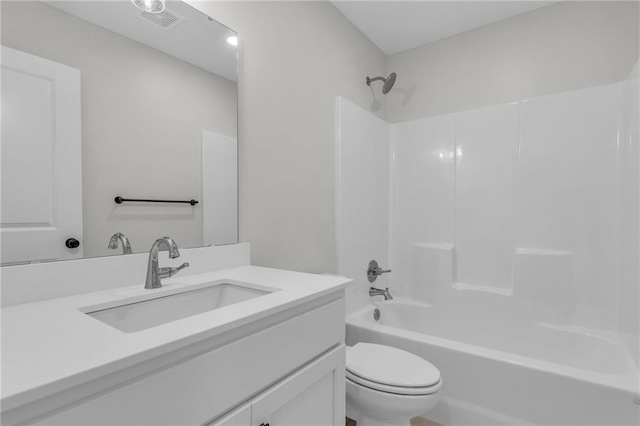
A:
[
  {"left": 208, "top": 403, "right": 251, "bottom": 426},
  {"left": 251, "top": 345, "right": 345, "bottom": 426}
]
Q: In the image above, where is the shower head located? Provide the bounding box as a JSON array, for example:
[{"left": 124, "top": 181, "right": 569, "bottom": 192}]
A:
[{"left": 366, "top": 72, "right": 397, "bottom": 94}]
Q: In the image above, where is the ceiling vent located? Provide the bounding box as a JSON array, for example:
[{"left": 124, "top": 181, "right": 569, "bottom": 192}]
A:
[{"left": 138, "top": 9, "right": 184, "bottom": 31}]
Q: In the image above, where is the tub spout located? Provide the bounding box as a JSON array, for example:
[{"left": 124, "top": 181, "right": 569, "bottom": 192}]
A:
[{"left": 369, "top": 286, "right": 393, "bottom": 300}]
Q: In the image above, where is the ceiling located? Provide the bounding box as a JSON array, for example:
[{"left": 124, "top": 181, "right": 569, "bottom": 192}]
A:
[
  {"left": 332, "top": 1, "right": 560, "bottom": 55},
  {"left": 44, "top": 0, "right": 238, "bottom": 81}
]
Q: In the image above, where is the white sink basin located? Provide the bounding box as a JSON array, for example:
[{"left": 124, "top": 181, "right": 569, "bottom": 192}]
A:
[{"left": 84, "top": 282, "right": 274, "bottom": 333}]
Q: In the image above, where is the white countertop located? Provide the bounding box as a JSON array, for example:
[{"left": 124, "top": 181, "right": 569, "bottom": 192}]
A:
[{"left": 1, "top": 266, "right": 351, "bottom": 412}]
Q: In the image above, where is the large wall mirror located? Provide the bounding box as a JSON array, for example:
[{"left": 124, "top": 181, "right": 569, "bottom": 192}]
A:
[{"left": 1, "top": 0, "right": 238, "bottom": 265}]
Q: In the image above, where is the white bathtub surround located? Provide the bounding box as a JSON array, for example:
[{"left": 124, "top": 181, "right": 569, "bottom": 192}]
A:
[
  {"left": 618, "top": 60, "right": 640, "bottom": 361},
  {"left": 454, "top": 103, "right": 519, "bottom": 291},
  {"left": 337, "top": 68, "right": 639, "bottom": 331},
  {"left": 347, "top": 300, "right": 639, "bottom": 426},
  {"left": 336, "top": 63, "right": 639, "bottom": 424},
  {"left": 1, "top": 244, "right": 352, "bottom": 424},
  {"left": 513, "top": 249, "right": 574, "bottom": 324},
  {"left": 335, "top": 97, "right": 391, "bottom": 315},
  {"left": 391, "top": 82, "right": 626, "bottom": 325},
  {"left": 399, "top": 71, "right": 638, "bottom": 338},
  {"left": 390, "top": 116, "right": 455, "bottom": 302}
]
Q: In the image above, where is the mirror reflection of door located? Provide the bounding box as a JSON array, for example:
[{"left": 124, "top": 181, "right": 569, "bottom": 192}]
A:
[
  {"left": 1, "top": 46, "right": 83, "bottom": 265},
  {"left": 202, "top": 131, "right": 238, "bottom": 247},
  {"left": 0, "top": 0, "right": 238, "bottom": 264}
]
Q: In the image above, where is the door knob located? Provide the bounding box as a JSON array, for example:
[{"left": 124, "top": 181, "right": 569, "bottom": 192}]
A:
[{"left": 65, "top": 238, "right": 80, "bottom": 249}]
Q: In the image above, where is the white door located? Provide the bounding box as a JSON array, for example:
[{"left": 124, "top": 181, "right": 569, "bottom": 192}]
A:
[{"left": 1, "top": 46, "right": 83, "bottom": 264}]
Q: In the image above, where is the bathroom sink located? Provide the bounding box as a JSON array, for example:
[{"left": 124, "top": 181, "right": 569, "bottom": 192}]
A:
[{"left": 84, "top": 282, "right": 274, "bottom": 333}]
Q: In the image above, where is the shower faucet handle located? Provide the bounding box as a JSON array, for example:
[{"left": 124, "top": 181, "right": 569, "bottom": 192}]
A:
[{"left": 367, "top": 260, "right": 391, "bottom": 282}]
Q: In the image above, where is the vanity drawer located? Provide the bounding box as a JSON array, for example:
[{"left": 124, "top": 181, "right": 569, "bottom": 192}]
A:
[{"left": 34, "top": 298, "right": 345, "bottom": 426}]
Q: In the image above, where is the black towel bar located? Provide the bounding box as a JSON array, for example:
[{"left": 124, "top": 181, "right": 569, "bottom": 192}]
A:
[{"left": 114, "top": 196, "right": 198, "bottom": 206}]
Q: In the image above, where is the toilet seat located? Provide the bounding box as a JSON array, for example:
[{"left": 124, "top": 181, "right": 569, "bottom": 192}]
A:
[
  {"left": 346, "top": 343, "right": 441, "bottom": 396},
  {"left": 346, "top": 371, "right": 441, "bottom": 395}
]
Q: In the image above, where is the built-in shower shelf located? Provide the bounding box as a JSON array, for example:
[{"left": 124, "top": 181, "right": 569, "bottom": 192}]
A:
[{"left": 451, "top": 282, "right": 512, "bottom": 296}]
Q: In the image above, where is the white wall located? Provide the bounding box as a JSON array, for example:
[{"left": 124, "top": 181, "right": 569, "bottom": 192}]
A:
[
  {"left": 188, "top": 1, "right": 387, "bottom": 273},
  {"left": 387, "top": 1, "right": 640, "bottom": 122},
  {"left": 1, "top": 1, "right": 237, "bottom": 257}
]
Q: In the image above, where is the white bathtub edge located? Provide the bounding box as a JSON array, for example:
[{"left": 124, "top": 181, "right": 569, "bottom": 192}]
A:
[{"left": 347, "top": 301, "right": 638, "bottom": 395}]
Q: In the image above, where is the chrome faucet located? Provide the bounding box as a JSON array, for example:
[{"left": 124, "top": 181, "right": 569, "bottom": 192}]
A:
[
  {"left": 145, "top": 237, "right": 190, "bottom": 289},
  {"left": 369, "top": 287, "right": 393, "bottom": 300},
  {"left": 108, "top": 232, "right": 132, "bottom": 254}
]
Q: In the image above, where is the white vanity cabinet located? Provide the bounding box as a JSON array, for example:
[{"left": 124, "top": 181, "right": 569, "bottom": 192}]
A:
[{"left": 21, "top": 296, "right": 346, "bottom": 426}]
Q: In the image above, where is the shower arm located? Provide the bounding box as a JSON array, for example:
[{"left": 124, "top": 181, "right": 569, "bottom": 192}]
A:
[{"left": 366, "top": 76, "right": 385, "bottom": 86}]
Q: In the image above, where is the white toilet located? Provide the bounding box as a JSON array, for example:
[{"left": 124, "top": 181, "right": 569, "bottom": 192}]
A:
[{"left": 346, "top": 343, "right": 442, "bottom": 426}]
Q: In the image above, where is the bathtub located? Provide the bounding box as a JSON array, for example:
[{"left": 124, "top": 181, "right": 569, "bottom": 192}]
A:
[{"left": 346, "top": 299, "right": 640, "bottom": 426}]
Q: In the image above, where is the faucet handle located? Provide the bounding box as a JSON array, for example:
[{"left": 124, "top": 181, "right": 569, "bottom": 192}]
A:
[
  {"left": 367, "top": 260, "right": 391, "bottom": 282},
  {"left": 159, "top": 262, "right": 190, "bottom": 279},
  {"left": 174, "top": 262, "right": 190, "bottom": 272}
]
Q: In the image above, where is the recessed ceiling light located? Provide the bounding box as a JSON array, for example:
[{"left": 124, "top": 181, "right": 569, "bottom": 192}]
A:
[
  {"left": 226, "top": 36, "right": 238, "bottom": 47},
  {"left": 131, "top": 0, "right": 165, "bottom": 14}
]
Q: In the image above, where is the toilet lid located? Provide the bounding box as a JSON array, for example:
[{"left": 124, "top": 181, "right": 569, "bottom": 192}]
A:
[{"left": 346, "top": 343, "right": 441, "bottom": 388}]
